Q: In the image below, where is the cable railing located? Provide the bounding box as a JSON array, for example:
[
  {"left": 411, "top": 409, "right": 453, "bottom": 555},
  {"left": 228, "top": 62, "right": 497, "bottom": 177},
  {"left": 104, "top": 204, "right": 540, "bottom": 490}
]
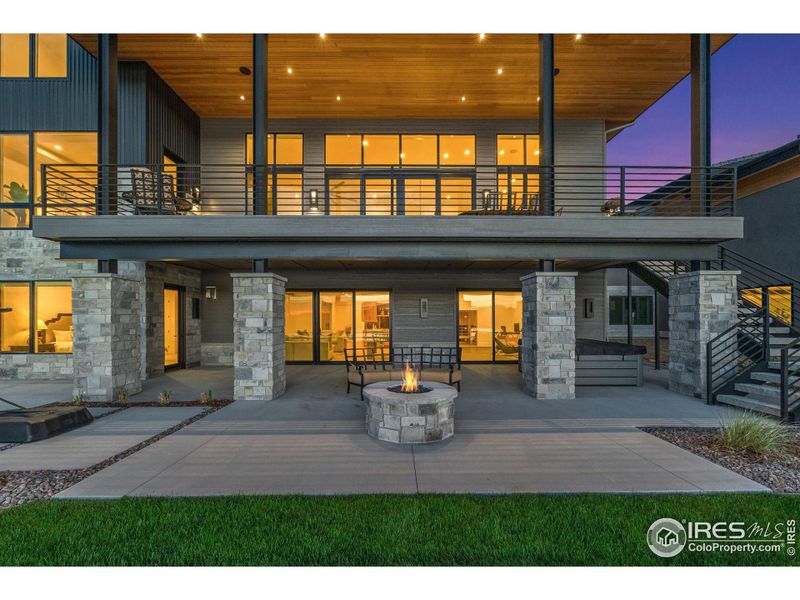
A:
[{"left": 38, "top": 163, "right": 737, "bottom": 218}]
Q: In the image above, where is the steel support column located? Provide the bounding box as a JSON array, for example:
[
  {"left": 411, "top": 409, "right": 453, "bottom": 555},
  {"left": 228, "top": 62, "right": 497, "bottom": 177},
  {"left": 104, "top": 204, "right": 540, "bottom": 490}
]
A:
[
  {"left": 252, "top": 259, "right": 270, "bottom": 273},
  {"left": 253, "top": 34, "right": 268, "bottom": 215},
  {"left": 538, "top": 34, "right": 555, "bottom": 216},
  {"left": 97, "top": 34, "right": 118, "bottom": 215},
  {"left": 691, "top": 34, "right": 711, "bottom": 216},
  {"left": 626, "top": 268, "right": 633, "bottom": 345}
]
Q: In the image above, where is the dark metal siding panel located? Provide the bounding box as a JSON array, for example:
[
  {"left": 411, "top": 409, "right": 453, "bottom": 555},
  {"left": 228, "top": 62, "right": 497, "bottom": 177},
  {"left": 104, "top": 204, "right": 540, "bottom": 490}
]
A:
[
  {"left": 0, "top": 37, "right": 97, "bottom": 131},
  {"left": 118, "top": 62, "right": 147, "bottom": 163},
  {"left": 145, "top": 66, "right": 200, "bottom": 164}
]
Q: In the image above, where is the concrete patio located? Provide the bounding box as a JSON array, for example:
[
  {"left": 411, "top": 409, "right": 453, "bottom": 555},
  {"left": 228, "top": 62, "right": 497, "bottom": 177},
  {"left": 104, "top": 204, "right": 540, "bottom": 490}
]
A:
[{"left": 0, "top": 364, "right": 766, "bottom": 496}]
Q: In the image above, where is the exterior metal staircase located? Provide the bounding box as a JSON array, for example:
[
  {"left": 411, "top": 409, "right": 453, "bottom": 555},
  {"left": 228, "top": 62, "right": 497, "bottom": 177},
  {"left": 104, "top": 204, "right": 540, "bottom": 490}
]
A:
[{"left": 633, "top": 247, "right": 800, "bottom": 422}]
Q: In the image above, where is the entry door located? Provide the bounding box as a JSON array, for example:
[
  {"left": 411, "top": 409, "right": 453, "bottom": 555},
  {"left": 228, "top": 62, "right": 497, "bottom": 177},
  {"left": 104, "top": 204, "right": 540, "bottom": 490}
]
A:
[{"left": 164, "top": 286, "right": 185, "bottom": 369}]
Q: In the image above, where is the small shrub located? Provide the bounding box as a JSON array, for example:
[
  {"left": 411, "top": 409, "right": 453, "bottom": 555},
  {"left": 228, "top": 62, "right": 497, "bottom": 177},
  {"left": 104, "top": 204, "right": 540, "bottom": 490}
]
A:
[
  {"left": 114, "top": 387, "right": 129, "bottom": 405},
  {"left": 200, "top": 389, "right": 213, "bottom": 405},
  {"left": 158, "top": 390, "right": 172, "bottom": 406},
  {"left": 717, "top": 413, "right": 788, "bottom": 455},
  {"left": 71, "top": 392, "right": 86, "bottom": 406}
]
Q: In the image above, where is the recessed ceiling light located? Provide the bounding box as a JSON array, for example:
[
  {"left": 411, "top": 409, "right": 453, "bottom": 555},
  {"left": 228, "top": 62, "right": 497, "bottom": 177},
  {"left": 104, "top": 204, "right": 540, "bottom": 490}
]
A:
[
  {"left": 537, "top": 96, "right": 541, "bottom": 102},
  {"left": 443, "top": 153, "right": 449, "bottom": 159},
  {"left": 54, "top": 144, "right": 63, "bottom": 150},
  {"left": 362, "top": 140, "right": 369, "bottom": 146},
  {"left": 534, "top": 150, "right": 540, "bottom": 155},
  {"left": 497, "top": 67, "right": 503, "bottom": 75},
  {"left": 336, "top": 95, "right": 341, "bottom": 102},
  {"left": 239, "top": 95, "right": 245, "bottom": 101},
  {"left": 464, "top": 149, "right": 470, "bottom": 155},
  {"left": 400, "top": 153, "right": 406, "bottom": 159},
  {"left": 319, "top": 33, "right": 326, "bottom": 39},
  {"left": 479, "top": 33, "right": 486, "bottom": 40},
  {"left": 195, "top": 33, "right": 203, "bottom": 38},
  {"left": 575, "top": 33, "right": 583, "bottom": 40},
  {"left": 287, "top": 67, "right": 293, "bottom": 74},
  {"left": 460, "top": 96, "right": 466, "bottom": 102},
  {"left": 499, "top": 149, "right": 505, "bottom": 156}
]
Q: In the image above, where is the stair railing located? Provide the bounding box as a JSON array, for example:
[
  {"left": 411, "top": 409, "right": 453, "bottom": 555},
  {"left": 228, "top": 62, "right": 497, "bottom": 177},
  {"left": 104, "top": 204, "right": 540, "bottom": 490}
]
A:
[
  {"left": 779, "top": 339, "right": 800, "bottom": 423},
  {"left": 706, "top": 305, "right": 769, "bottom": 404}
]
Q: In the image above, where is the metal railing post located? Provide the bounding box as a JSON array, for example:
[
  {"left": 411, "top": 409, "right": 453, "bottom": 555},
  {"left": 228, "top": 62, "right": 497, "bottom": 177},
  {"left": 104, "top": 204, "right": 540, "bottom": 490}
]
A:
[
  {"left": 780, "top": 347, "right": 788, "bottom": 422},
  {"left": 619, "top": 166, "right": 626, "bottom": 215},
  {"left": 762, "top": 287, "right": 771, "bottom": 362},
  {"left": 40, "top": 164, "right": 48, "bottom": 216},
  {"left": 706, "top": 341, "right": 714, "bottom": 404}
]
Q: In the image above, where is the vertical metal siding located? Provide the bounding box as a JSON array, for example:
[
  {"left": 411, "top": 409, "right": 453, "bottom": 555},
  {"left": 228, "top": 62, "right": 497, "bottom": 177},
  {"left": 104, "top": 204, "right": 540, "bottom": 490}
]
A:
[{"left": 145, "top": 66, "right": 200, "bottom": 164}]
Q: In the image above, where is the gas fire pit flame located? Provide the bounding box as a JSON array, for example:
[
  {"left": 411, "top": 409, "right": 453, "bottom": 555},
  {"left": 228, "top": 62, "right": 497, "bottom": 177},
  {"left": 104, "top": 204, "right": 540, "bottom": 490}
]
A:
[
  {"left": 387, "top": 362, "right": 432, "bottom": 394},
  {"left": 400, "top": 361, "right": 418, "bottom": 393}
]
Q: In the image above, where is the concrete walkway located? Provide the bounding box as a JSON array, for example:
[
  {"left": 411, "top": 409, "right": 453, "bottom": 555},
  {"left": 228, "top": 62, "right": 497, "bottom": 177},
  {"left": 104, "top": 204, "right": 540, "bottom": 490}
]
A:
[
  {"left": 0, "top": 407, "right": 202, "bottom": 470},
  {"left": 54, "top": 365, "right": 764, "bottom": 496}
]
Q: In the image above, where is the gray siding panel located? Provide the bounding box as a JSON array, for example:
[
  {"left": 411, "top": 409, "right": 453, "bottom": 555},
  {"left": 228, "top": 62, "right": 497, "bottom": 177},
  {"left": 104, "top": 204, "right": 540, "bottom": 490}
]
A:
[{"left": 575, "top": 269, "right": 607, "bottom": 340}]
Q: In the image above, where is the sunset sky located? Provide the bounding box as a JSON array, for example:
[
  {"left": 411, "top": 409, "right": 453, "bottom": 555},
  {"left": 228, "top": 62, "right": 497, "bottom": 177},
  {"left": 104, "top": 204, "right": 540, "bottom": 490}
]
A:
[{"left": 607, "top": 34, "right": 800, "bottom": 166}]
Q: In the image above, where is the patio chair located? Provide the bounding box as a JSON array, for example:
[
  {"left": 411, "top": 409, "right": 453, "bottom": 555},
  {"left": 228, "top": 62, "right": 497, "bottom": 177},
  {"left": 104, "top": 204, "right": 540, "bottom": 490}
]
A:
[
  {"left": 130, "top": 169, "right": 178, "bottom": 215},
  {"left": 344, "top": 346, "right": 391, "bottom": 400}
]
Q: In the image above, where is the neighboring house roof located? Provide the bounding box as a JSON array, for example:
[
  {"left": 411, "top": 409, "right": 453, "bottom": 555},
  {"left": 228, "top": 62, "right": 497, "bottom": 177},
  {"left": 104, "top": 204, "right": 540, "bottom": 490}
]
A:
[{"left": 628, "top": 137, "right": 800, "bottom": 210}]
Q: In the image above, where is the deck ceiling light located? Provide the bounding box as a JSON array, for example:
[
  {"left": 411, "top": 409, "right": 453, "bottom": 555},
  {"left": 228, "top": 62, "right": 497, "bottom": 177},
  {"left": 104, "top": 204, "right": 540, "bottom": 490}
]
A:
[
  {"left": 287, "top": 67, "right": 293, "bottom": 74},
  {"left": 461, "top": 96, "right": 466, "bottom": 102},
  {"left": 575, "top": 33, "right": 583, "bottom": 40},
  {"left": 319, "top": 33, "right": 326, "bottom": 39},
  {"left": 195, "top": 33, "right": 203, "bottom": 38},
  {"left": 479, "top": 33, "right": 486, "bottom": 40},
  {"left": 497, "top": 67, "right": 503, "bottom": 75},
  {"left": 239, "top": 95, "right": 245, "bottom": 101},
  {"left": 336, "top": 95, "right": 341, "bottom": 101}
]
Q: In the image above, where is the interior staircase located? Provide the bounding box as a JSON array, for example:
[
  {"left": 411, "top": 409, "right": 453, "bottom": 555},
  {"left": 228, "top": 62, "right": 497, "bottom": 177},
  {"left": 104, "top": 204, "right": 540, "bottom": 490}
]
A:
[{"left": 633, "top": 247, "right": 800, "bottom": 422}]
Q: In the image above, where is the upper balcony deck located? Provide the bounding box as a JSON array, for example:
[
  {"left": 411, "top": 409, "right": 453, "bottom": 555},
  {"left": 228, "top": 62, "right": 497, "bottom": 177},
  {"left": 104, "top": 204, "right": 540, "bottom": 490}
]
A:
[{"left": 32, "top": 162, "right": 743, "bottom": 263}]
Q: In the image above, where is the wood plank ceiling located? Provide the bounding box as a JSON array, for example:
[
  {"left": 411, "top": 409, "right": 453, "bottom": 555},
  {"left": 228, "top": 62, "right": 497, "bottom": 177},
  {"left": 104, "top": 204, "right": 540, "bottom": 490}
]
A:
[{"left": 71, "top": 34, "right": 732, "bottom": 121}]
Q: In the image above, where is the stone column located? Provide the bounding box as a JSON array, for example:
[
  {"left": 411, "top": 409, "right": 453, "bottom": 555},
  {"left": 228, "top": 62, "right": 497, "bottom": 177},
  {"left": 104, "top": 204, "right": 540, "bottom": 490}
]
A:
[
  {"left": 231, "top": 272, "right": 287, "bottom": 401},
  {"left": 520, "top": 271, "right": 577, "bottom": 399},
  {"left": 668, "top": 270, "right": 738, "bottom": 399},
  {"left": 72, "top": 273, "right": 142, "bottom": 402}
]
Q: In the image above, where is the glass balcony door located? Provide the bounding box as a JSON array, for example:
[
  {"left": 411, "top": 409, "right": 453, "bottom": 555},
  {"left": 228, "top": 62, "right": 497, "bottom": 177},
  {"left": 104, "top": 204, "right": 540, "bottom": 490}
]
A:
[{"left": 325, "top": 169, "right": 474, "bottom": 215}]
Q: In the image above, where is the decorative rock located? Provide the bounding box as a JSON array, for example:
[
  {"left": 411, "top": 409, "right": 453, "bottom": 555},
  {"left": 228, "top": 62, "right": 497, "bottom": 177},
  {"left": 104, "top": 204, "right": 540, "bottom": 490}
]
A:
[{"left": 364, "top": 381, "right": 457, "bottom": 444}]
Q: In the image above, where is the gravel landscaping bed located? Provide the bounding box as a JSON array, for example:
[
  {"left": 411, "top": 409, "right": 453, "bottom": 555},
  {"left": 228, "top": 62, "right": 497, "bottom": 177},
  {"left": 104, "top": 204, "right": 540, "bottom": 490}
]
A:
[
  {"left": 0, "top": 401, "right": 232, "bottom": 509},
  {"left": 642, "top": 426, "right": 800, "bottom": 493}
]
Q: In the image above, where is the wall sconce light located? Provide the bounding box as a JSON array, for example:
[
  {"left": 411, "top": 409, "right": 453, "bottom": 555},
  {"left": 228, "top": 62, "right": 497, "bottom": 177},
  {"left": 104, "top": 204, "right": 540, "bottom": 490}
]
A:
[
  {"left": 205, "top": 286, "right": 217, "bottom": 300},
  {"left": 482, "top": 189, "right": 492, "bottom": 209}
]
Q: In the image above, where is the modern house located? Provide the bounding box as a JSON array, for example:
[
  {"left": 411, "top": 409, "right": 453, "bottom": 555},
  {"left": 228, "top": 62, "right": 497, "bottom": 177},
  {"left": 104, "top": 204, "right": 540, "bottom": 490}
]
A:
[{"left": 2, "top": 33, "right": 793, "bottom": 419}]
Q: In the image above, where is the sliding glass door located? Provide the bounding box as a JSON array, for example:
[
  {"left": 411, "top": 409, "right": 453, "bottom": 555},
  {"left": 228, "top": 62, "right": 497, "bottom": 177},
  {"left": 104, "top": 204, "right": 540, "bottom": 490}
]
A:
[
  {"left": 285, "top": 290, "right": 391, "bottom": 363},
  {"left": 458, "top": 290, "right": 522, "bottom": 362}
]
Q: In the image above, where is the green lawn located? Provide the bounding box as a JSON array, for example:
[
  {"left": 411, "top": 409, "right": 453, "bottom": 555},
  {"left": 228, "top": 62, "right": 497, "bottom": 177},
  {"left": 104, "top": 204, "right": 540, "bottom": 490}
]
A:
[{"left": 1, "top": 494, "right": 797, "bottom": 566}]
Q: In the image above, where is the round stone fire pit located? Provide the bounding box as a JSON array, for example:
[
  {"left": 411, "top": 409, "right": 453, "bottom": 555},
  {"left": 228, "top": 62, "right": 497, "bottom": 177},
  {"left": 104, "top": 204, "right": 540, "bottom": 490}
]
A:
[{"left": 364, "top": 381, "right": 456, "bottom": 444}]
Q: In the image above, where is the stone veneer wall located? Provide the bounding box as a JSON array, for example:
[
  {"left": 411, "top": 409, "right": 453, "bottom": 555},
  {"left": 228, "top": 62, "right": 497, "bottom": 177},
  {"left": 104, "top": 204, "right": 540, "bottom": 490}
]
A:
[
  {"left": 520, "top": 272, "right": 577, "bottom": 400},
  {"left": 232, "top": 273, "right": 287, "bottom": 401},
  {"left": 0, "top": 230, "right": 94, "bottom": 380},
  {"left": 72, "top": 273, "right": 143, "bottom": 401},
  {"left": 201, "top": 342, "right": 234, "bottom": 366},
  {"left": 144, "top": 263, "right": 202, "bottom": 378},
  {"left": 668, "top": 270, "right": 739, "bottom": 399}
]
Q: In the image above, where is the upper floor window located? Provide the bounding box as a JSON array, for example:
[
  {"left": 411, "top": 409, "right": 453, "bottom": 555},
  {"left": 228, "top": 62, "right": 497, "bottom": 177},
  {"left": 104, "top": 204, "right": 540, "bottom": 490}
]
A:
[
  {"left": 245, "top": 133, "right": 304, "bottom": 165},
  {"left": 0, "top": 34, "right": 67, "bottom": 78},
  {"left": 497, "top": 134, "right": 540, "bottom": 165},
  {"left": 325, "top": 134, "right": 476, "bottom": 166},
  {"left": 1, "top": 134, "right": 30, "bottom": 228}
]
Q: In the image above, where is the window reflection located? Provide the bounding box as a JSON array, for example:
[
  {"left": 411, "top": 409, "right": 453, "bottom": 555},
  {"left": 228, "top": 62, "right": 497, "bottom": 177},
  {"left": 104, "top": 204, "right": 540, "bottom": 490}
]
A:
[{"left": 285, "top": 291, "right": 314, "bottom": 361}]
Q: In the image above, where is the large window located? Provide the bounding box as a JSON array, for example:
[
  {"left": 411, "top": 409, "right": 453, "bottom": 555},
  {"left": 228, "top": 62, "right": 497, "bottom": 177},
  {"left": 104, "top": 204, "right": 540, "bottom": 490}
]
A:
[
  {"left": 458, "top": 290, "right": 522, "bottom": 362},
  {"left": 1, "top": 281, "right": 72, "bottom": 353},
  {"left": 34, "top": 132, "right": 98, "bottom": 206},
  {"left": 496, "top": 134, "right": 540, "bottom": 209},
  {"left": 609, "top": 296, "right": 654, "bottom": 326},
  {"left": 0, "top": 34, "right": 67, "bottom": 78},
  {"left": 245, "top": 133, "right": 304, "bottom": 214},
  {"left": 0, "top": 134, "right": 30, "bottom": 228},
  {"left": 286, "top": 290, "right": 391, "bottom": 363},
  {"left": 325, "top": 134, "right": 475, "bottom": 167},
  {"left": 285, "top": 291, "right": 314, "bottom": 361}
]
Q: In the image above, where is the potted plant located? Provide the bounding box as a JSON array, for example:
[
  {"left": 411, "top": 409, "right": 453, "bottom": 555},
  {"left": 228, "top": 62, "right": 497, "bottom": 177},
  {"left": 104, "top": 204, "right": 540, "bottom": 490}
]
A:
[{"left": 2, "top": 181, "right": 30, "bottom": 227}]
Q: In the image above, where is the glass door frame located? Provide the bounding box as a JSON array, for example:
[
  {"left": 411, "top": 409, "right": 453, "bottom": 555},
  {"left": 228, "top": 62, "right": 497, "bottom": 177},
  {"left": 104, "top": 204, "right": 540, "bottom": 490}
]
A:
[
  {"left": 163, "top": 284, "right": 186, "bottom": 370},
  {"left": 324, "top": 167, "right": 476, "bottom": 215},
  {"left": 285, "top": 289, "right": 394, "bottom": 364},
  {"left": 456, "top": 288, "right": 522, "bottom": 364}
]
